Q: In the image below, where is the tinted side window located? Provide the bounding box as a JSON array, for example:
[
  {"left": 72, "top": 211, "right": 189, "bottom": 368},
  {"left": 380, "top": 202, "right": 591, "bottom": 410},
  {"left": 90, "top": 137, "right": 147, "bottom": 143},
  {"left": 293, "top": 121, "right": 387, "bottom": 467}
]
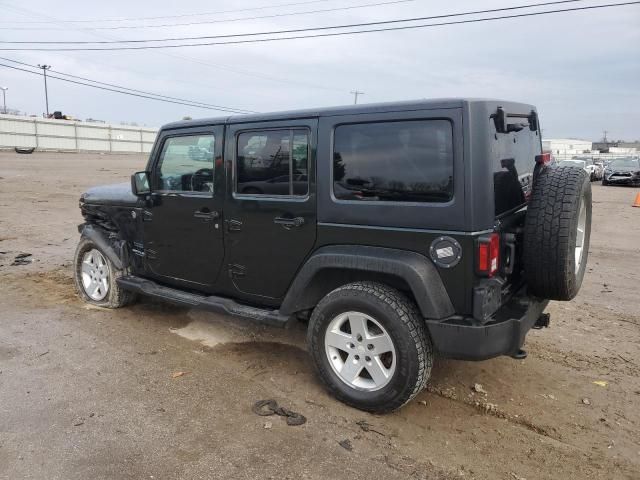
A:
[
  {"left": 236, "top": 129, "right": 309, "bottom": 196},
  {"left": 333, "top": 120, "right": 453, "bottom": 203},
  {"left": 157, "top": 134, "right": 215, "bottom": 192}
]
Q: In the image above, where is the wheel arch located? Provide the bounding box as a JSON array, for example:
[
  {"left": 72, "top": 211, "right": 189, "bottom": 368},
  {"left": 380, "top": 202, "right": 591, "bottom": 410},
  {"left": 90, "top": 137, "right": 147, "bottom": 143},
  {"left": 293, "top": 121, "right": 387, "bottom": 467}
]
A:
[
  {"left": 79, "top": 223, "right": 127, "bottom": 271},
  {"left": 280, "top": 245, "right": 454, "bottom": 319}
]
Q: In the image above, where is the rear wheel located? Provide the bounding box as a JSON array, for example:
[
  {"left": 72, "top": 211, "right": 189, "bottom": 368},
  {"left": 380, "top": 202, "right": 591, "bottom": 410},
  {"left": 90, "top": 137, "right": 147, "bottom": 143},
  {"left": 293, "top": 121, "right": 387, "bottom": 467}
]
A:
[
  {"left": 523, "top": 166, "right": 592, "bottom": 300},
  {"left": 307, "top": 281, "right": 432, "bottom": 413}
]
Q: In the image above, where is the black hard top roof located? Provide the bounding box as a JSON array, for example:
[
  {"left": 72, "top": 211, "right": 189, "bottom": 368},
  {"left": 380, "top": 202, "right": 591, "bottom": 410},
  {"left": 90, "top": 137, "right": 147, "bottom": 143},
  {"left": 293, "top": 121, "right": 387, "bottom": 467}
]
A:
[{"left": 161, "top": 98, "right": 533, "bottom": 130}]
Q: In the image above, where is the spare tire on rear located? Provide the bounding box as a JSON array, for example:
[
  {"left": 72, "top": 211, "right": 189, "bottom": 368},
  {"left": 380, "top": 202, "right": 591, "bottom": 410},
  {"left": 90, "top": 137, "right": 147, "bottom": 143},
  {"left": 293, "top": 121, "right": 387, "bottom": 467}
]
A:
[{"left": 523, "top": 166, "right": 592, "bottom": 300}]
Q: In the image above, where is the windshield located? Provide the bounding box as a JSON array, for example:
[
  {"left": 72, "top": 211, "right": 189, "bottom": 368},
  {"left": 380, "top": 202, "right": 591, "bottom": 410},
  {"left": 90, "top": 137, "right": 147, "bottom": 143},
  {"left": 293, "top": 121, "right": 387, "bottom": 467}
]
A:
[
  {"left": 609, "top": 158, "right": 640, "bottom": 168},
  {"left": 559, "top": 160, "right": 586, "bottom": 168}
]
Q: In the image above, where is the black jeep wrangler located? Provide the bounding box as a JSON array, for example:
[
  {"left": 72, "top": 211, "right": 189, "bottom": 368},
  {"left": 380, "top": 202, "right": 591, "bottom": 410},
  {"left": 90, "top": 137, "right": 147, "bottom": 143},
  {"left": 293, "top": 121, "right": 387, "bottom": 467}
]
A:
[{"left": 75, "top": 99, "right": 592, "bottom": 412}]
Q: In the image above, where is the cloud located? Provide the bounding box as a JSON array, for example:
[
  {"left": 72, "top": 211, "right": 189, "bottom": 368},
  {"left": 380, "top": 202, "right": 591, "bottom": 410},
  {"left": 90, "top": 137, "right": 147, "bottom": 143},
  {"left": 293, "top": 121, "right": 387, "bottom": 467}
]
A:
[{"left": 1, "top": 0, "right": 638, "bottom": 139}]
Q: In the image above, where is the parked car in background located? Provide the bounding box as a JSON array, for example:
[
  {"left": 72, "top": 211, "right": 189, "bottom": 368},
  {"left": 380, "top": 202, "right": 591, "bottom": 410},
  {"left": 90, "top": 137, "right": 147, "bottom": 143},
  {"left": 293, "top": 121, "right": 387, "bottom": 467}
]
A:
[
  {"left": 569, "top": 157, "right": 602, "bottom": 181},
  {"left": 594, "top": 160, "right": 605, "bottom": 176},
  {"left": 602, "top": 157, "right": 640, "bottom": 186}
]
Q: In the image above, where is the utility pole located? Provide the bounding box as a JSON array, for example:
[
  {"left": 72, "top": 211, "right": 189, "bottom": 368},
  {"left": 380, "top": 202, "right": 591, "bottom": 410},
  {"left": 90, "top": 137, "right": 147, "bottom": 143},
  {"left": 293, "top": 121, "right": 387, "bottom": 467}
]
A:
[
  {"left": 350, "top": 90, "right": 364, "bottom": 105},
  {"left": 602, "top": 130, "right": 609, "bottom": 143},
  {"left": 38, "top": 64, "right": 51, "bottom": 116},
  {"left": 0, "top": 87, "right": 7, "bottom": 114}
]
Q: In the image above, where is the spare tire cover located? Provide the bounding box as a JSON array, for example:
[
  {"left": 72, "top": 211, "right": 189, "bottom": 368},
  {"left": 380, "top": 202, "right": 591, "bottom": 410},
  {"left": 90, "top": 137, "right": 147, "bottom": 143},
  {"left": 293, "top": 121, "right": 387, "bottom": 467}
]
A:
[{"left": 523, "top": 166, "right": 592, "bottom": 300}]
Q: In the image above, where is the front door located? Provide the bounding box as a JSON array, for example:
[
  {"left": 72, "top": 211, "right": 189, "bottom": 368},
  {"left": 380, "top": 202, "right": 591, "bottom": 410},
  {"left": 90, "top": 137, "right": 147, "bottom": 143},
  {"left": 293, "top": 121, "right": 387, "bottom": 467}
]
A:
[
  {"left": 224, "top": 119, "right": 317, "bottom": 300},
  {"left": 143, "top": 127, "right": 225, "bottom": 292}
]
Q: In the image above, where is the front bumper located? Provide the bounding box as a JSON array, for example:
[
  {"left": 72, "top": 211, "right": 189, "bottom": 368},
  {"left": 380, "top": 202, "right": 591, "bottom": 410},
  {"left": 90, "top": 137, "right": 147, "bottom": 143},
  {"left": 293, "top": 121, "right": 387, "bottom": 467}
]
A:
[
  {"left": 604, "top": 173, "right": 640, "bottom": 185},
  {"left": 425, "top": 293, "right": 549, "bottom": 361}
]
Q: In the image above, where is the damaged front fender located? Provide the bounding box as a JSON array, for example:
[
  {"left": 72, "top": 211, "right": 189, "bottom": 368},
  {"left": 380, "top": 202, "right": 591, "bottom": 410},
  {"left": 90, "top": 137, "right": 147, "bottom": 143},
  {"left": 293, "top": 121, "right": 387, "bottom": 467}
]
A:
[{"left": 78, "top": 223, "right": 128, "bottom": 270}]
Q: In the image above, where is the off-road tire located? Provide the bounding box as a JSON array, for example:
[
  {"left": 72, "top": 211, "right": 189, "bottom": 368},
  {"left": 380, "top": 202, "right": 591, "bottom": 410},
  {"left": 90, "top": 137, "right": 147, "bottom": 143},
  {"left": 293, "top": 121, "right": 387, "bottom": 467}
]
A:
[
  {"left": 523, "top": 166, "right": 592, "bottom": 300},
  {"left": 307, "top": 281, "right": 432, "bottom": 413},
  {"left": 73, "top": 237, "right": 136, "bottom": 308},
  {"left": 602, "top": 178, "right": 609, "bottom": 186}
]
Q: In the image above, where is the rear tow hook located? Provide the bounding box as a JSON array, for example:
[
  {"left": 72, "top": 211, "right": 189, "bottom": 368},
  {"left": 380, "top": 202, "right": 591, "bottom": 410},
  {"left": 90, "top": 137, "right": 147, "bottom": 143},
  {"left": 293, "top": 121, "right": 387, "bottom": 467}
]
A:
[
  {"left": 510, "top": 314, "right": 552, "bottom": 360},
  {"left": 532, "top": 313, "right": 551, "bottom": 330}
]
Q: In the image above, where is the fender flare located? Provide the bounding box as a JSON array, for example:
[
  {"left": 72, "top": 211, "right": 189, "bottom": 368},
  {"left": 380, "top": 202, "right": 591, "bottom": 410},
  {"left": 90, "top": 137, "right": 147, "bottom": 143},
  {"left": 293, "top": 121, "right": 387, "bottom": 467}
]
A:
[
  {"left": 280, "top": 245, "right": 454, "bottom": 319},
  {"left": 79, "top": 224, "right": 127, "bottom": 271}
]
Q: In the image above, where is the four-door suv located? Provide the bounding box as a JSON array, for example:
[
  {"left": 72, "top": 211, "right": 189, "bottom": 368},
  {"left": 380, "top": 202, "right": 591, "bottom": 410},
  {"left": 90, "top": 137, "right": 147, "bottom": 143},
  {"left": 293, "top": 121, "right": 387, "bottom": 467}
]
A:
[{"left": 75, "top": 99, "right": 592, "bottom": 412}]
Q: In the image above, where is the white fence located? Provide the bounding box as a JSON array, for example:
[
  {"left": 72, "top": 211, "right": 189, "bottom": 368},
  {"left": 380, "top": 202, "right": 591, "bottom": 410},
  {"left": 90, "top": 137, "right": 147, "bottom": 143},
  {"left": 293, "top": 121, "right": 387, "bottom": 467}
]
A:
[
  {"left": 0, "top": 114, "right": 158, "bottom": 153},
  {"left": 552, "top": 152, "right": 639, "bottom": 163}
]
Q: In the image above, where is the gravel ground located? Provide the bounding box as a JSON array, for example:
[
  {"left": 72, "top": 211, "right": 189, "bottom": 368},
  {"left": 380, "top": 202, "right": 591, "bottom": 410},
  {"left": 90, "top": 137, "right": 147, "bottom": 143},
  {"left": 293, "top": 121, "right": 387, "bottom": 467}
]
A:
[{"left": 0, "top": 151, "right": 639, "bottom": 480}]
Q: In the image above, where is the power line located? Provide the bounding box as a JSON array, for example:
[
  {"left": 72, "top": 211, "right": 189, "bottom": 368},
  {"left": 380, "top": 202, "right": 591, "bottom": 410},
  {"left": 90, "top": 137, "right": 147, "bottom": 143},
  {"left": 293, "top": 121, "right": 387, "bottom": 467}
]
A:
[
  {"left": 0, "top": 1, "right": 636, "bottom": 51},
  {"left": 0, "top": 56, "right": 257, "bottom": 111},
  {"left": 0, "top": 0, "right": 590, "bottom": 43},
  {"left": 0, "top": 62, "right": 256, "bottom": 113},
  {"left": 0, "top": 0, "right": 336, "bottom": 24},
  {"left": 0, "top": 4, "right": 347, "bottom": 94},
  {"left": 0, "top": 0, "right": 422, "bottom": 31}
]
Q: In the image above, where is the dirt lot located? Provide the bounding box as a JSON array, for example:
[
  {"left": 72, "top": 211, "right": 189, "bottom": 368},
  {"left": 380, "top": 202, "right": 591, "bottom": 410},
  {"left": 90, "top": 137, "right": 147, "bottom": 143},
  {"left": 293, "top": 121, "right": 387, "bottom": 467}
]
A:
[{"left": 0, "top": 151, "right": 639, "bottom": 480}]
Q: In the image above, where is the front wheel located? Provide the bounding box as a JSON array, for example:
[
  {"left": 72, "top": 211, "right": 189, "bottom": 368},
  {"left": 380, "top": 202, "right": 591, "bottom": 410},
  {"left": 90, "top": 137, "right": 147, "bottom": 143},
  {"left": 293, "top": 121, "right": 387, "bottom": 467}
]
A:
[
  {"left": 307, "top": 282, "right": 432, "bottom": 413},
  {"left": 73, "top": 237, "right": 136, "bottom": 308}
]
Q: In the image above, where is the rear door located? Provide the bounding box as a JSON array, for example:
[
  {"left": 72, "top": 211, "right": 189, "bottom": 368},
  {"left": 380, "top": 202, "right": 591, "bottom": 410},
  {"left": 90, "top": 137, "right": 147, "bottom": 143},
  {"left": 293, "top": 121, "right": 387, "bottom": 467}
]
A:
[{"left": 224, "top": 119, "right": 317, "bottom": 300}]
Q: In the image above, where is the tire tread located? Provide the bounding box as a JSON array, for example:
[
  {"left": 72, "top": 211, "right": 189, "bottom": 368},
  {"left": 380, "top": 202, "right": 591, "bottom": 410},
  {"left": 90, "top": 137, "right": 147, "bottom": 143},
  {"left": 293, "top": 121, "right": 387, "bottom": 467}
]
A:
[{"left": 523, "top": 166, "right": 591, "bottom": 300}]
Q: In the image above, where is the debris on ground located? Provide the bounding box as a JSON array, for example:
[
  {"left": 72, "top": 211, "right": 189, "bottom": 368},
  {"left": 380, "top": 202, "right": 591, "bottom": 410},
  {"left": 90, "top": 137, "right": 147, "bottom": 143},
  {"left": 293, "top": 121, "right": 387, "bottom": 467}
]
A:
[
  {"left": 338, "top": 439, "right": 353, "bottom": 451},
  {"left": 601, "top": 283, "right": 613, "bottom": 293},
  {"left": 252, "top": 399, "right": 306, "bottom": 426},
  {"left": 171, "top": 371, "right": 190, "bottom": 378},
  {"left": 473, "top": 383, "right": 487, "bottom": 395},
  {"left": 593, "top": 380, "right": 608, "bottom": 387},
  {"left": 11, "top": 253, "right": 32, "bottom": 266},
  {"left": 356, "top": 419, "right": 385, "bottom": 436},
  {"left": 263, "top": 421, "right": 272, "bottom": 430},
  {"left": 582, "top": 398, "right": 591, "bottom": 405}
]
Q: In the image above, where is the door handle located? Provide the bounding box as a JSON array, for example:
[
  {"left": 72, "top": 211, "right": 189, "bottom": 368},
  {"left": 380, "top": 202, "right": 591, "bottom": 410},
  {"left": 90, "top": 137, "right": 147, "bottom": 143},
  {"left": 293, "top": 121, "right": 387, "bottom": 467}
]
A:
[
  {"left": 194, "top": 209, "right": 220, "bottom": 221},
  {"left": 274, "top": 216, "right": 305, "bottom": 229}
]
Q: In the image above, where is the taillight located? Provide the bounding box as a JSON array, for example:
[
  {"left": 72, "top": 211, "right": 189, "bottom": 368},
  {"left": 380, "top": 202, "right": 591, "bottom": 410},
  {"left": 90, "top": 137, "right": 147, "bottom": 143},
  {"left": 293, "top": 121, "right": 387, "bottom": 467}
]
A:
[
  {"left": 477, "top": 233, "right": 500, "bottom": 277},
  {"left": 535, "top": 153, "right": 551, "bottom": 165}
]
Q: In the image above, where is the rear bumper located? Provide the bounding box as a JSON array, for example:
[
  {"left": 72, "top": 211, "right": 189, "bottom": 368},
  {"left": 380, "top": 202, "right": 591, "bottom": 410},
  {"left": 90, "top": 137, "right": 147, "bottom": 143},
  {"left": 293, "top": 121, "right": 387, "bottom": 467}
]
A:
[{"left": 425, "top": 294, "right": 549, "bottom": 361}]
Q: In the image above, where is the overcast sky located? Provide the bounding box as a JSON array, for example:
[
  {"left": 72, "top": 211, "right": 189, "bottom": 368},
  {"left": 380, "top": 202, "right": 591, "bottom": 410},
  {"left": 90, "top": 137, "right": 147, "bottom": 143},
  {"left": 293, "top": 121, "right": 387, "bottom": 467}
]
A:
[{"left": 0, "top": 0, "right": 638, "bottom": 140}]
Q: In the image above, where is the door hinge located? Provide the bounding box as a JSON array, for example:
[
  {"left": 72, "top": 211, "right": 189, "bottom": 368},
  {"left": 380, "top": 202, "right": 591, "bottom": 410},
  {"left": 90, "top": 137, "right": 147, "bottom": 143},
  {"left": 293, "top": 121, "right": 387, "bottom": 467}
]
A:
[{"left": 228, "top": 263, "right": 246, "bottom": 279}]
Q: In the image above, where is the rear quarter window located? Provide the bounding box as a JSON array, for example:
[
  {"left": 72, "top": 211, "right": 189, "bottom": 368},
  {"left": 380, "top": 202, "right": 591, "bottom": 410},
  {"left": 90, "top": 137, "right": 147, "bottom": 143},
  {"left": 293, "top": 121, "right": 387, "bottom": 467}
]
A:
[
  {"left": 492, "top": 129, "right": 541, "bottom": 216},
  {"left": 332, "top": 119, "right": 453, "bottom": 203}
]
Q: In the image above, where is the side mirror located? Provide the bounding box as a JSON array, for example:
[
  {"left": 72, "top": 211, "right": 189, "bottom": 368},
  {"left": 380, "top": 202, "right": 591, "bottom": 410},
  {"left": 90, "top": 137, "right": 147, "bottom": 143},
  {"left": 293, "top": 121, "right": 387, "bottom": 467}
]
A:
[{"left": 131, "top": 171, "right": 150, "bottom": 196}]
